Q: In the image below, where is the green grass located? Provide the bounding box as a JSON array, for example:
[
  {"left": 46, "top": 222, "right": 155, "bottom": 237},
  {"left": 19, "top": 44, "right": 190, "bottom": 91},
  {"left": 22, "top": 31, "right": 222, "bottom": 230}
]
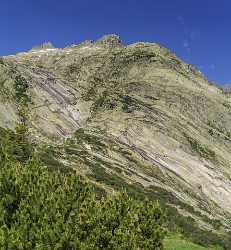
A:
[{"left": 164, "top": 235, "right": 223, "bottom": 250}]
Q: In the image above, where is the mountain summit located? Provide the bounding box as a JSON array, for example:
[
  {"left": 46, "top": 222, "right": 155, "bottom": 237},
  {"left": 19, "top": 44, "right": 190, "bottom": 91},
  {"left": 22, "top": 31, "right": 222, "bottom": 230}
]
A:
[{"left": 30, "top": 41, "right": 55, "bottom": 51}]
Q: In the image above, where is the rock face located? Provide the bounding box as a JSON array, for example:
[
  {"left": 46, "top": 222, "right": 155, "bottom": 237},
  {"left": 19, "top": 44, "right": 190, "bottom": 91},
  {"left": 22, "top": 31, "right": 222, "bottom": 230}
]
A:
[
  {"left": 222, "top": 84, "right": 231, "bottom": 94},
  {"left": 2, "top": 35, "right": 231, "bottom": 232},
  {"left": 95, "top": 34, "right": 123, "bottom": 47}
]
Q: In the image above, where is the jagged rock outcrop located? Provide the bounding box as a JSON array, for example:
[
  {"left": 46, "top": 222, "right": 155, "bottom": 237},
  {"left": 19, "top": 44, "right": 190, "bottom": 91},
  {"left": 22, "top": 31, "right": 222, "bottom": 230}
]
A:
[
  {"left": 1, "top": 35, "right": 231, "bottom": 234},
  {"left": 30, "top": 42, "right": 55, "bottom": 51},
  {"left": 95, "top": 34, "right": 123, "bottom": 47}
]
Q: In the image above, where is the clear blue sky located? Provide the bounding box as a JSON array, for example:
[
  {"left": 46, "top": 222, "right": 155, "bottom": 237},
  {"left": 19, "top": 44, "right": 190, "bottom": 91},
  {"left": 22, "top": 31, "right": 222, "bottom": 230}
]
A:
[{"left": 1, "top": 0, "right": 230, "bottom": 84}]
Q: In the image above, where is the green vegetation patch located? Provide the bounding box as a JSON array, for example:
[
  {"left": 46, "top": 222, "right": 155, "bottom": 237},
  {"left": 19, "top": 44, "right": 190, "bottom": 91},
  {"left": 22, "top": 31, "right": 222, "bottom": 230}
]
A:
[
  {"left": 164, "top": 234, "right": 222, "bottom": 250},
  {"left": 0, "top": 159, "right": 166, "bottom": 249},
  {"left": 184, "top": 133, "right": 216, "bottom": 160}
]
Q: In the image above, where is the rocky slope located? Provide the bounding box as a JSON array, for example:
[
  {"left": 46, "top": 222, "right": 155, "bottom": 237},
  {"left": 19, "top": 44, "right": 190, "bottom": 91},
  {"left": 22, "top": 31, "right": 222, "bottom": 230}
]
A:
[{"left": 1, "top": 34, "right": 231, "bottom": 236}]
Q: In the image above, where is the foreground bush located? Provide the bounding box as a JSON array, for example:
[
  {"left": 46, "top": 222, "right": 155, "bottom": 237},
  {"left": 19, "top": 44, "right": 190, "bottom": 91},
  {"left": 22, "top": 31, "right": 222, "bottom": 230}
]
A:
[{"left": 0, "top": 158, "right": 165, "bottom": 249}]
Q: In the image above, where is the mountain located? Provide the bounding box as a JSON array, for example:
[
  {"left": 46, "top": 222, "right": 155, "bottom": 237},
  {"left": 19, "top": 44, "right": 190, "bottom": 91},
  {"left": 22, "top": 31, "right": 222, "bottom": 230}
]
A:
[
  {"left": 1, "top": 34, "right": 231, "bottom": 247},
  {"left": 222, "top": 84, "right": 231, "bottom": 94}
]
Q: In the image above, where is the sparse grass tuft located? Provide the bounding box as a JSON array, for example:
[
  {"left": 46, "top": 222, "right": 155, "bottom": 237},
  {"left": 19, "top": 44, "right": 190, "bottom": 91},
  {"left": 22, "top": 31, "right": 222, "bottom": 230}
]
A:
[{"left": 184, "top": 133, "right": 216, "bottom": 160}]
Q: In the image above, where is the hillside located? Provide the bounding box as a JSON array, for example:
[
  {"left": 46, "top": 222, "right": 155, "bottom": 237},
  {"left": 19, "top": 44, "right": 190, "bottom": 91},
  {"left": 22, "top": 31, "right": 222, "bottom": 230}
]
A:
[{"left": 1, "top": 34, "right": 231, "bottom": 248}]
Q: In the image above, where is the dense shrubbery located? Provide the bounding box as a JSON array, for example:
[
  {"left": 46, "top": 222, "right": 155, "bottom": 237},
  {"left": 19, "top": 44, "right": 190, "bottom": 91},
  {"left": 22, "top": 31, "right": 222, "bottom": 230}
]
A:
[{"left": 0, "top": 158, "right": 165, "bottom": 249}]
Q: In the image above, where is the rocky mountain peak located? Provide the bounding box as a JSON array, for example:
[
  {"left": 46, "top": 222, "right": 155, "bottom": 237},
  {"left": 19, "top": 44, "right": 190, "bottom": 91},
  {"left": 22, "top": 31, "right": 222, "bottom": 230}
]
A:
[
  {"left": 30, "top": 42, "right": 55, "bottom": 51},
  {"left": 95, "top": 34, "right": 123, "bottom": 48},
  {"left": 70, "top": 40, "right": 94, "bottom": 48}
]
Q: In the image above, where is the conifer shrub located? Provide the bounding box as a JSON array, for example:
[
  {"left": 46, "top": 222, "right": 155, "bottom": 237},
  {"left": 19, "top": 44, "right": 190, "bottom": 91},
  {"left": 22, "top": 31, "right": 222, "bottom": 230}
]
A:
[{"left": 0, "top": 154, "right": 166, "bottom": 249}]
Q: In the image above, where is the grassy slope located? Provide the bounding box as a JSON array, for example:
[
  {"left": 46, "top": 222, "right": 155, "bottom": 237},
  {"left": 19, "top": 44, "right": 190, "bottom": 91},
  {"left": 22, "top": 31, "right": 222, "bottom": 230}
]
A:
[{"left": 164, "top": 235, "right": 223, "bottom": 250}]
